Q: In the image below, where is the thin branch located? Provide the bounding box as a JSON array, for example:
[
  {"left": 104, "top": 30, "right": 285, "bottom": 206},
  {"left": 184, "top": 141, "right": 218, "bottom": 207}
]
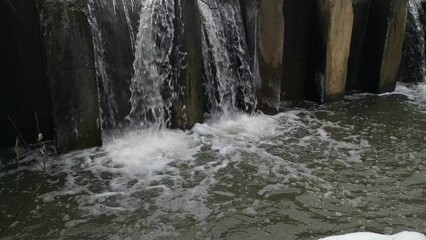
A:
[{"left": 0, "top": 184, "right": 42, "bottom": 236}]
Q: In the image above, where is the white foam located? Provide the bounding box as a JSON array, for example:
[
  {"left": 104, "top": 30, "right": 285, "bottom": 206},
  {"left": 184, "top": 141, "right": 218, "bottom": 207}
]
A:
[
  {"left": 102, "top": 129, "right": 200, "bottom": 175},
  {"left": 193, "top": 112, "right": 279, "bottom": 140},
  {"left": 395, "top": 82, "right": 426, "bottom": 103},
  {"left": 318, "top": 231, "right": 426, "bottom": 240}
]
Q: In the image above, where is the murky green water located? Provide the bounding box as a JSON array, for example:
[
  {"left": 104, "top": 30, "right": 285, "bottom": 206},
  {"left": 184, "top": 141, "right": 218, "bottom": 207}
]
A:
[{"left": 1, "top": 84, "right": 425, "bottom": 239}]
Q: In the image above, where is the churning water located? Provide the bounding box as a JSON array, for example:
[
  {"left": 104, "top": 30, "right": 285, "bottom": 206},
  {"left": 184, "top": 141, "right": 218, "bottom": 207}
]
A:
[
  {"left": 1, "top": 0, "right": 426, "bottom": 238},
  {"left": 1, "top": 83, "right": 426, "bottom": 239}
]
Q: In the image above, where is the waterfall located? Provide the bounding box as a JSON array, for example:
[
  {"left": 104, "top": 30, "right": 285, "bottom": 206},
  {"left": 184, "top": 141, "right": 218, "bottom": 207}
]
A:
[
  {"left": 89, "top": 0, "right": 181, "bottom": 130},
  {"left": 89, "top": 0, "right": 257, "bottom": 131},
  {"left": 400, "top": 0, "right": 426, "bottom": 83},
  {"left": 128, "top": 0, "right": 182, "bottom": 130},
  {"left": 198, "top": 0, "right": 256, "bottom": 118},
  {"left": 88, "top": 0, "right": 140, "bottom": 129}
]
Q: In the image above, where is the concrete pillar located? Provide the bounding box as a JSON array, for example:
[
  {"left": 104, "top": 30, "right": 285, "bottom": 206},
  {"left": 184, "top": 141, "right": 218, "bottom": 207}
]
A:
[
  {"left": 89, "top": 0, "right": 140, "bottom": 129},
  {"left": 347, "top": 0, "right": 370, "bottom": 93},
  {"left": 171, "top": 0, "right": 206, "bottom": 129},
  {"left": 281, "top": 0, "right": 315, "bottom": 101},
  {"left": 315, "top": 0, "right": 354, "bottom": 102},
  {"left": 257, "top": 0, "right": 284, "bottom": 112},
  {"left": 362, "top": 0, "right": 408, "bottom": 93},
  {"left": 40, "top": 0, "right": 102, "bottom": 153}
]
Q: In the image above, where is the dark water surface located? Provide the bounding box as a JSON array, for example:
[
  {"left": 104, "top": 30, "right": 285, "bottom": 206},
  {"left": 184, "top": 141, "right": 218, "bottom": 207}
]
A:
[{"left": 1, "top": 84, "right": 425, "bottom": 240}]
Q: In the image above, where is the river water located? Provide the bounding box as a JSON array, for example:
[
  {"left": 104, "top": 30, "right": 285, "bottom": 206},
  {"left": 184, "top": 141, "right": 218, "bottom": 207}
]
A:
[{"left": 0, "top": 83, "right": 425, "bottom": 239}]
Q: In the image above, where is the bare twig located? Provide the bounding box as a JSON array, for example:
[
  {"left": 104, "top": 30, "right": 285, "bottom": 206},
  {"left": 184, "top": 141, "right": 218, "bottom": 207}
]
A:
[
  {"left": 7, "top": 116, "right": 27, "bottom": 147},
  {"left": 0, "top": 114, "right": 56, "bottom": 236},
  {"left": 15, "top": 137, "right": 19, "bottom": 189},
  {"left": 35, "top": 112, "right": 47, "bottom": 178},
  {"left": 0, "top": 184, "right": 42, "bottom": 236}
]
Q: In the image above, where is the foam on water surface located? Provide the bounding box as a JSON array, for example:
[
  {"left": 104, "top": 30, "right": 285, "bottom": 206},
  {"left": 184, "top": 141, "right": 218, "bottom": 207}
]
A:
[
  {"left": 395, "top": 82, "right": 426, "bottom": 103},
  {"left": 1, "top": 93, "right": 426, "bottom": 239}
]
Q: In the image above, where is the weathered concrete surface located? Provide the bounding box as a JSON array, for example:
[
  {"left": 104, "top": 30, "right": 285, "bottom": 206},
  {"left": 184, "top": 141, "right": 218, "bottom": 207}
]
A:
[
  {"left": 257, "top": 0, "right": 284, "bottom": 112},
  {"left": 40, "top": 0, "right": 102, "bottom": 153},
  {"left": 362, "top": 0, "right": 408, "bottom": 93},
  {"left": 398, "top": 0, "right": 426, "bottom": 83},
  {"left": 281, "top": 0, "right": 315, "bottom": 101},
  {"left": 315, "top": 0, "right": 353, "bottom": 102},
  {"left": 0, "top": 0, "right": 54, "bottom": 148},
  {"left": 171, "top": 0, "right": 206, "bottom": 129},
  {"left": 347, "top": 0, "right": 370, "bottom": 93},
  {"left": 89, "top": 0, "right": 140, "bottom": 128}
]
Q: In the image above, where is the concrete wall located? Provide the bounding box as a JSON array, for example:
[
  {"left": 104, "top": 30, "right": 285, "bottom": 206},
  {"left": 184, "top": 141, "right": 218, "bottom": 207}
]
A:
[
  {"left": 362, "top": 0, "right": 408, "bottom": 93},
  {"left": 171, "top": 0, "right": 206, "bottom": 129},
  {"left": 40, "top": 0, "right": 102, "bottom": 153},
  {"left": 89, "top": 0, "right": 140, "bottom": 128},
  {"left": 257, "top": 0, "right": 284, "bottom": 112},
  {"left": 314, "top": 0, "right": 354, "bottom": 102}
]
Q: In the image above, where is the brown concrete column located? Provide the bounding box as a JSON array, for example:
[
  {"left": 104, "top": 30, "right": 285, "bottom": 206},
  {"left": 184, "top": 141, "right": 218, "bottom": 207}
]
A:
[
  {"left": 362, "top": 0, "right": 408, "bottom": 93},
  {"left": 315, "top": 0, "right": 354, "bottom": 102},
  {"left": 257, "top": 0, "right": 284, "bottom": 112}
]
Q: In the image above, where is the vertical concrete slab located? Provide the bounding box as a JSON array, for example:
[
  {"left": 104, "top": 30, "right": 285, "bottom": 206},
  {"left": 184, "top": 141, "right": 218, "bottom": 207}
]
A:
[
  {"left": 362, "top": 0, "right": 408, "bottom": 93},
  {"left": 257, "top": 0, "right": 284, "bottom": 112},
  {"left": 171, "top": 0, "right": 206, "bottom": 129},
  {"left": 281, "top": 0, "right": 315, "bottom": 101},
  {"left": 347, "top": 0, "right": 370, "bottom": 93},
  {"left": 0, "top": 0, "right": 54, "bottom": 148},
  {"left": 88, "top": 0, "right": 140, "bottom": 128},
  {"left": 315, "top": 0, "right": 354, "bottom": 102},
  {"left": 40, "top": 0, "right": 102, "bottom": 153}
]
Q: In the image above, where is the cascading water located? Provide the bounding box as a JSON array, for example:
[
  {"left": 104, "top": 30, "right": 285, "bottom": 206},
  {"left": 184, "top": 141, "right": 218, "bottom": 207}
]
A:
[
  {"left": 128, "top": 0, "right": 182, "bottom": 130},
  {"left": 89, "top": 0, "right": 184, "bottom": 130},
  {"left": 399, "top": 0, "right": 426, "bottom": 83},
  {"left": 88, "top": 0, "right": 141, "bottom": 128},
  {"left": 4, "top": 1, "right": 426, "bottom": 239},
  {"left": 198, "top": 0, "right": 256, "bottom": 118},
  {"left": 89, "top": 0, "right": 257, "bottom": 130}
]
